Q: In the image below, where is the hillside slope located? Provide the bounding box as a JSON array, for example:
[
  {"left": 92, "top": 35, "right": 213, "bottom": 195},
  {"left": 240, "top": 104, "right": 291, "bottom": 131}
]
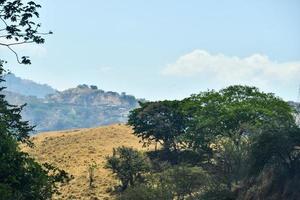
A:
[{"left": 23, "top": 124, "right": 145, "bottom": 200}]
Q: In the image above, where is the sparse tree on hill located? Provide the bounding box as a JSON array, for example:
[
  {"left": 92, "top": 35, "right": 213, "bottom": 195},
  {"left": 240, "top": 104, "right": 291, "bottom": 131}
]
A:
[{"left": 87, "top": 161, "right": 98, "bottom": 189}]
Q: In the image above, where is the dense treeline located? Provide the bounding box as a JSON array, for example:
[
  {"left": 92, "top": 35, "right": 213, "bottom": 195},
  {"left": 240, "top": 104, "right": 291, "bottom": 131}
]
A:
[{"left": 106, "top": 85, "right": 300, "bottom": 200}]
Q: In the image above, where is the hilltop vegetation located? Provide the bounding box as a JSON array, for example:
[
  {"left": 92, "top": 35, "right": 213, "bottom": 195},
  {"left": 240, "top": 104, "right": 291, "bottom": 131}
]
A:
[{"left": 108, "top": 85, "right": 300, "bottom": 200}]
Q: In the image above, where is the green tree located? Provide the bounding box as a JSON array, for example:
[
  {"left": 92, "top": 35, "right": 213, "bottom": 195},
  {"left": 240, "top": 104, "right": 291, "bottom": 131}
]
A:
[
  {"left": 158, "top": 165, "right": 211, "bottom": 200},
  {"left": 182, "top": 85, "right": 295, "bottom": 155},
  {"left": 105, "top": 146, "right": 150, "bottom": 191},
  {"left": 180, "top": 85, "right": 296, "bottom": 191},
  {"left": 128, "top": 100, "right": 185, "bottom": 152},
  {"left": 249, "top": 126, "right": 300, "bottom": 176},
  {"left": 237, "top": 126, "right": 300, "bottom": 200},
  {"left": 210, "top": 135, "right": 250, "bottom": 190},
  {"left": 117, "top": 184, "right": 173, "bottom": 200},
  {"left": 0, "top": 66, "right": 70, "bottom": 200},
  {"left": 0, "top": 1, "right": 70, "bottom": 199},
  {"left": 117, "top": 165, "right": 211, "bottom": 200}
]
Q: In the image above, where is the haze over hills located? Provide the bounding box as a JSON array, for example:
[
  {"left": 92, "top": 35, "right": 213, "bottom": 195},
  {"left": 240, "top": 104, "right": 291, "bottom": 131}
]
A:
[
  {"left": 2, "top": 74, "right": 140, "bottom": 132},
  {"left": 3, "top": 73, "right": 57, "bottom": 98},
  {"left": 2, "top": 73, "right": 300, "bottom": 132}
]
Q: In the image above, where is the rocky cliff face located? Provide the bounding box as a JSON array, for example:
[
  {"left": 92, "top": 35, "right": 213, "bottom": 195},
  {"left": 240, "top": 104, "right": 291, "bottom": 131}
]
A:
[
  {"left": 3, "top": 85, "right": 140, "bottom": 133},
  {"left": 46, "top": 85, "right": 136, "bottom": 107}
]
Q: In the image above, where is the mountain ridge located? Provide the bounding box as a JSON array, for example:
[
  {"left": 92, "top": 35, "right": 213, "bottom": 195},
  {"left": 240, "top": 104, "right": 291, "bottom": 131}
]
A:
[
  {"left": 2, "top": 79, "right": 140, "bottom": 132},
  {"left": 3, "top": 73, "right": 57, "bottom": 98}
]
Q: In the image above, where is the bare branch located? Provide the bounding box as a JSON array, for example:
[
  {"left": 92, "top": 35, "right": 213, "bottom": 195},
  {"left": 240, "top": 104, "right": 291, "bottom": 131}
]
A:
[
  {"left": 0, "top": 16, "right": 8, "bottom": 27},
  {"left": 5, "top": 41, "right": 35, "bottom": 46},
  {"left": 7, "top": 45, "right": 22, "bottom": 64}
]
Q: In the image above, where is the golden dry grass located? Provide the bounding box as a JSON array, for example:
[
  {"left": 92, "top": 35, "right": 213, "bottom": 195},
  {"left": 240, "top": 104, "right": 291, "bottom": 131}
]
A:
[{"left": 22, "top": 124, "right": 147, "bottom": 200}]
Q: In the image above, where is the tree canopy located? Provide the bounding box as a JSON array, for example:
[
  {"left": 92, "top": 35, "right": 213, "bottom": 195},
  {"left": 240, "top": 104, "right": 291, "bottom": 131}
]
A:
[
  {"left": 123, "top": 85, "right": 300, "bottom": 200},
  {"left": 128, "top": 100, "right": 185, "bottom": 152},
  {"left": 181, "top": 85, "right": 296, "bottom": 152},
  {"left": 0, "top": 0, "right": 52, "bottom": 64}
]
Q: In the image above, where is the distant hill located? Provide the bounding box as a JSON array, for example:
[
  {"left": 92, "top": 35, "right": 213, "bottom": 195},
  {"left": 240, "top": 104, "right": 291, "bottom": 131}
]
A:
[
  {"left": 22, "top": 124, "right": 145, "bottom": 200},
  {"left": 3, "top": 73, "right": 56, "bottom": 98},
  {"left": 3, "top": 83, "right": 140, "bottom": 132}
]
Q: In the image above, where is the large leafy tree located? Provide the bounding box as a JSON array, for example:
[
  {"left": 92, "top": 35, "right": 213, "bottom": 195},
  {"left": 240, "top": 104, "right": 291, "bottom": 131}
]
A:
[
  {"left": 128, "top": 100, "right": 185, "bottom": 152},
  {"left": 180, "top": 85, "right": 297, "bottom": 190},
  {"left": 181, "top": 85, "right": 296, "bottom": 153},
  {"left": 0, "top": 1, "right": 69, "bottom": 199}
]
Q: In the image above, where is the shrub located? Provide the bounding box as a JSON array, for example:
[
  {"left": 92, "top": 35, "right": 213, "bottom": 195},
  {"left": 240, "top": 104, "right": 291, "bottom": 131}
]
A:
[
  {"left": 117, "top": 184, "right": 173, "bottom": 200},
  {"left": 105, "top": 146, "right": 150, "bottom": 190},
  {"left": 158, "top": 165, "right": 211, "bottom": 199}
]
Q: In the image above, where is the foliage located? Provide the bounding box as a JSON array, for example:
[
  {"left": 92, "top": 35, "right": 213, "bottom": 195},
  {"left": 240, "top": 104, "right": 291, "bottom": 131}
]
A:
[
  {"left": 128, "top": 100, "right": 185, "bottom": 151},
  {"left": 249, "top": 126, "right": 300, "bottom": 176},
  {"left": 158, "top": 165, "right": 211, "bottom": 200},
  {"left": 236, "top": 126, "right": 300, "bottom": 199},
  {"left": 181, "top": 85, "right": 295, "bottom": 158},
  {"left": 105, "top": 146, "right": 150, "bottom": 190},
  {"left": 117, "top": 164, "right": 211, "bottom": 200},
  {"left": 210, "top": 134, "right": 250, "bottom": 190},
  {"left": 0, "top": 67, "right": 33, "bottom": 146},
  {"left": 0, "top": 2, "right": 72, "bottom": 198},
  {"left": 122, "top": 85, "right": 298, "bottom": 200},
  {"left": 190, "top": 185, "right": 235, "bottom": 200},
  {"left": 87, "top": 161, "right": 98, "bottom": 188},
  {"left": 117, "top": 184, "right": 173, "bottom": 200},
  {"left": 0, "top": 0, "right": 52, "bottom": 64},
  {"left": 0, "top": 66, "right": 71, "bottom": 200}
]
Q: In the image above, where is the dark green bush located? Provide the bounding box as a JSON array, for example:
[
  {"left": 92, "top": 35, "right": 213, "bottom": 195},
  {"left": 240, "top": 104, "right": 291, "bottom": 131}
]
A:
[
  {"left": 105, "top": 146, "right": 150, "bottom": 191},
  {"left": 117, "top": 184, "right": 173, "bottom": 200}
]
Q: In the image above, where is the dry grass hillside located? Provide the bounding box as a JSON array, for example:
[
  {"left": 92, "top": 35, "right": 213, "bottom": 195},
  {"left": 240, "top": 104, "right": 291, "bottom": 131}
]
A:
[{"left": 22, "top": 124, "right": 146, "bottom": 200}]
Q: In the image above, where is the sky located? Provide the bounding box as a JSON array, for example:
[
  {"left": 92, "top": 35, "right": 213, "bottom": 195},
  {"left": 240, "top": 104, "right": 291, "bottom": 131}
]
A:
[{"left": 1, "top": 0, "right": 300, "bottom": 101}]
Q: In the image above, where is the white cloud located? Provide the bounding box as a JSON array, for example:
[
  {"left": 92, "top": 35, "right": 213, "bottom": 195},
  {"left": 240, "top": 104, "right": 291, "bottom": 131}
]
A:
[{"left": 162, "top": 50, "right": 300, "bottom": 88}]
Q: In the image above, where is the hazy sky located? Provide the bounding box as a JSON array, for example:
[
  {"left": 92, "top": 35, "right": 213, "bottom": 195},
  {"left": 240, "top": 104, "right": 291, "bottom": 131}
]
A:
[{"left": 1, "top": 0, "right": 300, "bottom": 101}]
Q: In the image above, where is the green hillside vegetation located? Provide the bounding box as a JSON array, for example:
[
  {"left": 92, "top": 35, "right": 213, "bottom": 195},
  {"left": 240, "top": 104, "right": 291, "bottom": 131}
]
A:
[
  {"left": 1, "top": 0, "right": 299, "bottom": 200},
  {"left": 105, "top": 85, "right": 300, "bottom": 200}
]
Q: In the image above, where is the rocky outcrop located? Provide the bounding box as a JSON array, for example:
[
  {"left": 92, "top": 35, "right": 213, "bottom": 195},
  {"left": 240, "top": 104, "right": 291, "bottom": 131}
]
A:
[{"left": 3, "top": 85, "right": 140, "bottom": 132}]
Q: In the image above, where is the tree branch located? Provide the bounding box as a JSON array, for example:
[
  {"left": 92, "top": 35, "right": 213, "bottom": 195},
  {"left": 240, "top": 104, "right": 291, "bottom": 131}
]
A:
[{"left": 7, "top": 45, "right": 22, "bottom": 64}]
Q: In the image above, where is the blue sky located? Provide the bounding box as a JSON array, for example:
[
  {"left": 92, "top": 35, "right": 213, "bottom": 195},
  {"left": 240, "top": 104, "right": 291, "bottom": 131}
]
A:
[{"left": 1, "top": 0, "right": 300, "bottom": 101}]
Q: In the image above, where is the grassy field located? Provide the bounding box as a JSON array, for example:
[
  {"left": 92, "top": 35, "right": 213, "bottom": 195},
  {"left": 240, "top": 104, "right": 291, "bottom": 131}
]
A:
[{"left": 22, "top": 124, "right": 145, "bottom": 200}]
